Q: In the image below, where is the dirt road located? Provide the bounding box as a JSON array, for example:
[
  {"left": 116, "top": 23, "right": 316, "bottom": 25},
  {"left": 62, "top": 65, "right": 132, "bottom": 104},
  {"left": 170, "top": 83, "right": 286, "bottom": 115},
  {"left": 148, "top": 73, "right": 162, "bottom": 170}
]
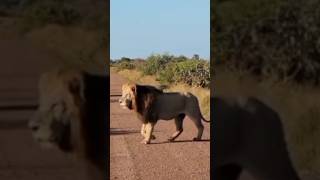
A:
[{"left": 110, "top": 73, "right": 210, "bottom": 180}]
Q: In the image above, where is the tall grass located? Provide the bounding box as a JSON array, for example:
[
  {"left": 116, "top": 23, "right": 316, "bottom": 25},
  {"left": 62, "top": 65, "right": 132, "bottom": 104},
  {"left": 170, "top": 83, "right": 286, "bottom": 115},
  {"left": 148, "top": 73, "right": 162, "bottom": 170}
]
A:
[{"left": 24, "top": 24, "right": 106, "bottom": 71}]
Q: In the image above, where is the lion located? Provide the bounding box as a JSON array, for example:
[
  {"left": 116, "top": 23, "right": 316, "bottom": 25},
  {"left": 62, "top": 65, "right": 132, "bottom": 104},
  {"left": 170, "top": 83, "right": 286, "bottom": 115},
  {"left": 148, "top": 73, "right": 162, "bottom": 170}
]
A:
[
  {"left": 28, "top": 68, "right": 107, "bottom": 180},
  {"left": 213, "top": 96, "right": 300, "bottom": 180},
  {"left": 119, "top": 83, "right": 210, "bottom": 144}
]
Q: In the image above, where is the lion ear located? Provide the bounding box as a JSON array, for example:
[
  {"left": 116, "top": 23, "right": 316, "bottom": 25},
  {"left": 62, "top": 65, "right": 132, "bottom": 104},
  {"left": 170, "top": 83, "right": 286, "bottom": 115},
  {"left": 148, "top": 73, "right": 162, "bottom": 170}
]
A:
[
  {"left": 69, "top": 78, "right": 81, "bottom": 94},
  {"left": 68, "top": 76, "right": 85, "bottom": 103},
  {"left": 131, "top": 84, "right": 136, "bottom": 94}
]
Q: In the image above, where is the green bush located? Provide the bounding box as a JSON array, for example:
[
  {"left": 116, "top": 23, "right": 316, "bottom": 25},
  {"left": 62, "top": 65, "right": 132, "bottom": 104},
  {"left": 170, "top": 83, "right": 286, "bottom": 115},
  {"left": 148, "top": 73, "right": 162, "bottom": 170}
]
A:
[
  {"left": 113, "top": 53, "right": 210, "bottom": 88},
  {"left": 119, "top": 61, "right": 135, "bottom": 70},
  {"left": 142, "top": 54, "right": 173, "bottom": 75},
  {"left": 217, "top": 0, "right": 320, "bottom": 86},
  {"left": 113, "top": 57, "right": 136, "bottom": 70},
  {"left": 21, "top": 0, "right": 80, "bottom": 31},
  {"left": 158, "top": 62, "right": 176, "bottom": 84},
  {"left": 174, "top": 60, "right": 210, "bottom": 88},
  {"left": 158, "top": 60, "right": 210, "bottom": 88}
]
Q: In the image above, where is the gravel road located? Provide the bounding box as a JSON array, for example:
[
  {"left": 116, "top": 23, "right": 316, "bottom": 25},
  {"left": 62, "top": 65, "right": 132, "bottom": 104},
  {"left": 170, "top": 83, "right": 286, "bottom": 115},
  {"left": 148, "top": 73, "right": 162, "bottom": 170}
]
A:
[{"left": 110, "top": 73, "right": 210, "bottom": 180}]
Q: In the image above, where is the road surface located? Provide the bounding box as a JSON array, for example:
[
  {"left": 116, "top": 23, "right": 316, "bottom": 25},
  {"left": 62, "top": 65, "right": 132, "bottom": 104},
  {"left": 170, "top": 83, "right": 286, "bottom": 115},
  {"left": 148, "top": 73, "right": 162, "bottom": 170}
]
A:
[{"left": 110, "top": 73, "right": 211, "bottom": 180}]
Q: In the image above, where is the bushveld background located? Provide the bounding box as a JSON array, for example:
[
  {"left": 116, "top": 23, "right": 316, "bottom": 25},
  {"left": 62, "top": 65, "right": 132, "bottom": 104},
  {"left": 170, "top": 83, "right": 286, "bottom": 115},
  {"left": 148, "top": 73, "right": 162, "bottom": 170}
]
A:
[
  {"left": 110, "top": 54, "right": 210, "bottom": 120},
  {"left": 214, "top": 0, "right": 320, "bottom": 177},
  {"left": 0, "top": 0, "right": 107, "bottom": 72}
]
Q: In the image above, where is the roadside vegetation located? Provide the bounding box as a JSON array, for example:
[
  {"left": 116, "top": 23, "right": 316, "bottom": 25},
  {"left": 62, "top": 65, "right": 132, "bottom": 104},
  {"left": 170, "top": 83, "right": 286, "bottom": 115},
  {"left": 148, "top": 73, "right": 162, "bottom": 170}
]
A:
[
  {"left": 111, "top": 54, "right": 210, "bottom": 120},
  {"left": 215, "top": 0, "right": 320, "bottom": 176},
  {"left": 0, "top": 0, "right": 107, "bottom": 71}
]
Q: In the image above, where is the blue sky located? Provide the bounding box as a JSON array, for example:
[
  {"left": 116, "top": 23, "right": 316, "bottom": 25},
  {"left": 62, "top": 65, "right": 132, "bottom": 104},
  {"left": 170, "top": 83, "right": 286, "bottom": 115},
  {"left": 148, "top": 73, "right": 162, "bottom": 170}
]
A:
[{"left": 110, "top": 0, "right": 210, "bottom": 60}]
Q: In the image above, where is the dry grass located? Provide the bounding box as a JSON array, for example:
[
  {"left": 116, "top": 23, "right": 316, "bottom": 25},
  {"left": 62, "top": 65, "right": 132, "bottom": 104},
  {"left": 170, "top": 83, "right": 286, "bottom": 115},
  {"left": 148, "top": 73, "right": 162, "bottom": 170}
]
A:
[
  {"left": 114, "top": 68, "right": 210, "bottom": 119},
  {"left": 166, "top": 84, "right": 210, "bottom": 120},
  {"left": 116, "top": 69, "right": 160, "bottom": 86},
  {"left": 24, "top": 24, "right": 106, "bottom": 71},
  {"left": 214, "top": 66, "right": 320, "bottom": 175},
  {"left": 0, "top": 18, "right": 106, "bottom": 73}
]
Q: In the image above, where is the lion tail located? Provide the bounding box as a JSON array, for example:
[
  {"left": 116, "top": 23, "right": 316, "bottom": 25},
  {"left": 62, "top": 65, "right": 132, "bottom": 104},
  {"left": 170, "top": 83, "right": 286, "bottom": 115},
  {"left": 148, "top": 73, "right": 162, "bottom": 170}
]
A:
[{"left": 201, "top": 114, "right": 210, "bottom": 123}]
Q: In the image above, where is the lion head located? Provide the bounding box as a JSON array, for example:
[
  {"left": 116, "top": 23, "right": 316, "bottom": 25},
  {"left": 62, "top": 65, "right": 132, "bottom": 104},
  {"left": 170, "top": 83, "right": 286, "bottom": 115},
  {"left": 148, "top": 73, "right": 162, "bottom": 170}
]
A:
[
  {"left": 119, "top": 83, "right": 136, "bottom": 110},
  {"left": 28, "top": 69, "right": 85, "bottom": 152},
  {"left": 119, "top": 83, "right": 163, "bottom": 124},
  {"left": 29, "top": 68, "right": 107, "bottom": 179},
  {"left": 119, "top": 83, "right": 162, "bottom": 111}
]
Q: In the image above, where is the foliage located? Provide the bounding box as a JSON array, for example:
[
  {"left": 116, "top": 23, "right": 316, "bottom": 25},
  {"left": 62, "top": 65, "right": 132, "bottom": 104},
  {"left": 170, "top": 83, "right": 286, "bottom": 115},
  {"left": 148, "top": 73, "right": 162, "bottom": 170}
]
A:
[
  {"left": 22, "top": 0, "right": 80, "bottom": 27},
  {"left": 159, "top": 60, "right": 210, "bottom": 88},
  {"left": 217, "top": 0, "right": 320, "bottom": 86},
  {"left": 114, "top": 53, "right": 210, "bottom": 88},
  {"left": 17, "top": 0, "right": 108, "bottom": 32},
  {"left": 112, "top": 57, "right": 135, "bottom": 70},
  {"left": 141, "top": 53, "right": 174, "bottom": 75}
]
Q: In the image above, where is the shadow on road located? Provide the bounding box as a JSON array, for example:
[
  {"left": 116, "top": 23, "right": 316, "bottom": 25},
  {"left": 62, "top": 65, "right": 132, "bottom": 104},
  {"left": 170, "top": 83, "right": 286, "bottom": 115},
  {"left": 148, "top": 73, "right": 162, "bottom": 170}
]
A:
[
  {"left": 110, "top": 99, "right": 119, "bottom": 103},
  {"left": 151, "top": 139, "right": 210, "bottom": 144},
  {"left": 110, "top": 128, "right": 140, "bottom": 135}
]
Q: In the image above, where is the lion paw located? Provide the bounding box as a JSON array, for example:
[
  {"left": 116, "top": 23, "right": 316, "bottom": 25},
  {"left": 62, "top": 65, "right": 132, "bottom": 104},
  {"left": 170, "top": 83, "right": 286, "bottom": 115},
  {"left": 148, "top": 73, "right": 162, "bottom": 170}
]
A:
[
  {"left": 193, "top": 137, "right": 201, "bottom": 141},
  {"left": 141, "top": 135, "right": 156, "bottom": 139},
  {"left": 140, "top": 139, "right": 151, "bottom": 144}
]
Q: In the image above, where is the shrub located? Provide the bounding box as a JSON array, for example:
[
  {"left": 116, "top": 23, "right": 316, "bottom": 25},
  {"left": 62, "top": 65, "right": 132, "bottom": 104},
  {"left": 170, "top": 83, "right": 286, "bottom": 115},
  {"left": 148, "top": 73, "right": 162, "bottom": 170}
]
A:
[
  {"left": 174, "top": 60, "right": 210, "bottom": 88},
  {"left": 141, "top": 54, "right": 173, "bottom": 75},
  {"left": 158, "top": 62, "right": 176, "bottom": 84},
  {"left": 118, "top": 61, "right": 135, "bottom": 70},
  {"left": 113, "top": 53, "right": 210, "bottom": 88},
  {"left": 217, "top": 0, "right": 320, "bottom": 86},
  {"left": 21, "top": 0, "right": 80, "bottom": 31},
  {"left": 159, "top": 60, "right": 210, "bottom": 88},
  {"left": 113, "top": 57, "right": 135, "bottom": 70}
]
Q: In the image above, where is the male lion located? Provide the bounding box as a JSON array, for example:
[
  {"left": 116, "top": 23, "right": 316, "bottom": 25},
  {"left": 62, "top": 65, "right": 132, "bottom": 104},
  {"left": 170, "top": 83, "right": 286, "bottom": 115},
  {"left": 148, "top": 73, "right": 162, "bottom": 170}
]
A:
[
  {"left": 28, "top": 68, "right": 107, "bottom": 180},
  {"left": 213, "top": 96, "right": 300, "bottom": 180},
  {"left": 119, "top": 83, "right": 210, "bottom": 144}
]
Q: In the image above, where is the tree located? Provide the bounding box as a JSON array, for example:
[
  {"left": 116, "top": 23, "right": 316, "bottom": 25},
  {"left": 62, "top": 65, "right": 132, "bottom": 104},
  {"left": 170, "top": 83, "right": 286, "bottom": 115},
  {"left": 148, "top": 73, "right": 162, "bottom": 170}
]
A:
[{"left": 192, "top": 54, "right": 200, "bottom": 60}]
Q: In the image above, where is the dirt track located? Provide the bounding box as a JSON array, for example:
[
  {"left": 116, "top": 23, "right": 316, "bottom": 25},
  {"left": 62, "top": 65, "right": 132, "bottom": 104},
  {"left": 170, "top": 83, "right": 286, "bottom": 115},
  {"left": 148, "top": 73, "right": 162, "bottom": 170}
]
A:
[{"left": 110, "top": 73, "right": 210, "bottom": 180}]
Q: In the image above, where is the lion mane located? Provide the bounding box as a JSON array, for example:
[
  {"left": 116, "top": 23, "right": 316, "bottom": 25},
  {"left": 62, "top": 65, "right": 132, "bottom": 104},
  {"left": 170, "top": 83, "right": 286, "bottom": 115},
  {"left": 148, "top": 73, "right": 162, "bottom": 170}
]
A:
[
  {"left": 29, "top": 68, "right": 107, "bottom": 179},
  {"left": 132, "top": 84, "right": 163, "bottom": 123}
]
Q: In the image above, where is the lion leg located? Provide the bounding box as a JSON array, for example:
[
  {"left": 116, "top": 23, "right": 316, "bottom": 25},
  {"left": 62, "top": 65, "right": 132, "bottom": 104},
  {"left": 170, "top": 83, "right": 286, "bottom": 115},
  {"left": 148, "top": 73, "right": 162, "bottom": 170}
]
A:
[
  {"left": 189, "top": 115, "right": 204, "bottom": 141},
  {"left": 141, "top": 122, "right": 155, "bottom": 144},
  {"left": 140, "top": 123, "right": 146, "bottom": 137},
  {"left": 140, "top": 123, "right": 156, "bottom": 140},
  {"left": 168, "top": 114, "right": 185, "bottom": 142}
]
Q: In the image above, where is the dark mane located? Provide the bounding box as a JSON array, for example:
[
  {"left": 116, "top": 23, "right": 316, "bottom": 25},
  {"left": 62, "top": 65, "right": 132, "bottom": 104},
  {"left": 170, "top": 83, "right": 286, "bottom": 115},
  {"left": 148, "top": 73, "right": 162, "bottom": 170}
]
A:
[
  {"left": 62, "top": 70, "right": 108, "bottom": 176},
  {"left": 82, "top": 72, "right": 108, "bottom": 173},
  {"left": 133, "top": 84, "right": 163, "bottom": 123}
]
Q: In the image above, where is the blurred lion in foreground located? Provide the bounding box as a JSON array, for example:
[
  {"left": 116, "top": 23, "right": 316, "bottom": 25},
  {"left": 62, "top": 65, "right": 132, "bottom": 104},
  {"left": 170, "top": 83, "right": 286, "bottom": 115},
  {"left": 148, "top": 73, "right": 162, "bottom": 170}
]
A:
[
  {"left": 28, "top": 69, "right": 107, "bottom": 180},
  {"left": 214, "top": 96, "right": 300, "bottom": 180}
]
